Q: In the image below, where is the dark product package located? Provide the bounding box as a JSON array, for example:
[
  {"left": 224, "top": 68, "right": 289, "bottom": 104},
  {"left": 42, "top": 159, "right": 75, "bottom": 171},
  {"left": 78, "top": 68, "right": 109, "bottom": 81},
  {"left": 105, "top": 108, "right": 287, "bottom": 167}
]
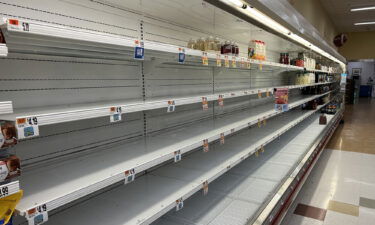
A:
[
  {"left": 0, "top": 155, "right": 21, "bottom": 182},
  {"left": 319, "top": 114, "right": 327, "bottom": 125},
  {"left": 0, "top": 121, "right": 18, "bottom": 149}
]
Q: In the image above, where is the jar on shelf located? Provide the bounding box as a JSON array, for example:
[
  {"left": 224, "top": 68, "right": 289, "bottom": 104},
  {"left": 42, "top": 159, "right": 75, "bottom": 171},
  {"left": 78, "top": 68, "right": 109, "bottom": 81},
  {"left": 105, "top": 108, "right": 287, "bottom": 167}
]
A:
[
  {"left": 234, "top": 42, "right": 239, "bottom": 56},
  {"left": 222, "top": 41, "right": 232, "bottom": 55}
]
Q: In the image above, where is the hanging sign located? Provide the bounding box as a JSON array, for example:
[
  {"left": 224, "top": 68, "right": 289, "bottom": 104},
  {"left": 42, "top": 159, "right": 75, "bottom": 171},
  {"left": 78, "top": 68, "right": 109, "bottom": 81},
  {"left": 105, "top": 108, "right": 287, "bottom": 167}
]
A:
[
  {"left": 16, "top": 117, "right": 39, "bottom": 139},
  {"left": 274, "top": 88, "right": 289, "bottom": 112}
]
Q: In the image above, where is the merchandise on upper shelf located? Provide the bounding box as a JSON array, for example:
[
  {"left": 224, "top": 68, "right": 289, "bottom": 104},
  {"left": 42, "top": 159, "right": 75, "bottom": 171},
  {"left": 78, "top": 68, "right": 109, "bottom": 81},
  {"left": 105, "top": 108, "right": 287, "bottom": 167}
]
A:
[
  {"left": 296, "top": 72, "right": 316, "bottom": 85},
  {"left": 248, "top": 40, "right": 266, "bottom": 60},
  {"left": 0, "top": 155, "right": 21, "bottom": 182},
  {"left": 187, "top": 37, "right": 239, "bottom": 56}
]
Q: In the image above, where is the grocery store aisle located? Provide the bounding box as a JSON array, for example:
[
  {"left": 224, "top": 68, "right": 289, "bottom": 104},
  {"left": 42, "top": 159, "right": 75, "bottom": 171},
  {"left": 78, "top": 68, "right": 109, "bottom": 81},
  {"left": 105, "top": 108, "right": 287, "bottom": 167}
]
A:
[{"left": 281, "top": 98, "right": 375, "bottom": 225}]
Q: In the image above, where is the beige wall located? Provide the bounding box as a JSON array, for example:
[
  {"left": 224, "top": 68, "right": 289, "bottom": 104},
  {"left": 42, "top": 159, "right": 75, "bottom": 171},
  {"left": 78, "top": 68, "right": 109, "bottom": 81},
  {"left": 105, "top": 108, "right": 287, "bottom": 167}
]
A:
[
  {"left": 338, "top": 31, "right": 375, "bottom": 60},
  {"left": 288, "top": 0, "right": 338, "bottom": 49}
]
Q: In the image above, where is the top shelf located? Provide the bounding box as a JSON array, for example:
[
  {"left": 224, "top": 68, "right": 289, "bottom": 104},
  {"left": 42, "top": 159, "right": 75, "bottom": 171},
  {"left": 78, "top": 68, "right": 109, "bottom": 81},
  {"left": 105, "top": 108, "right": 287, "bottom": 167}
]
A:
[{"left": 0, "top": 18, "right": 333, "bottom": 73}]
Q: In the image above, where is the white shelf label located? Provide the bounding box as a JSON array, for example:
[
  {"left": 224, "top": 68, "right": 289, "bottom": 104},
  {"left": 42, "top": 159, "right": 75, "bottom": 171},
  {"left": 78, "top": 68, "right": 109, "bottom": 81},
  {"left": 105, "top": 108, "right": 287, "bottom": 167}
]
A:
[
  {"left": 176, "top": 198, "right": 184, "bottom": 211},
  {"left": 134, "top": 40, "right": 144, "bottom": 60},
  {"left": 124, "top": 169, "right": 135, "bottom": 184},
  {"left": 110, "top": 106, "right": 122, "bottom": 123},
  {"left": 16, "top": 117, "right": 39, "bottom": 139},
  {"left": 174, "top": 150, "right": 181, "bottom": 162},
  {"left": 27, "top": 204, "right": 48, "bottom": 225},
  {"left": 178, "top": 48, "right": 185, "bottom": 63},
  {"left": 167, "top": 100, "right": 175, "bottom": 113},
  {"left": 0, "top": 185, "right": 9, "bottom": 198}
]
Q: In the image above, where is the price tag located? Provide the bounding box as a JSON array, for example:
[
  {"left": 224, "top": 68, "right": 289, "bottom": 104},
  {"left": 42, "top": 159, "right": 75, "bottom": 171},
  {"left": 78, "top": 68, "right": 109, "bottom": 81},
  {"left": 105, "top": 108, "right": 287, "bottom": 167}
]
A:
[
  {"left": 202, "top": 97, "right": 208, "bottom": 110},
  {"left": 259, "top": 64, "right": 263, "bottom": 71},
  {"left": 258, "top": 90, "right": 262, "bottom": 98},
  {"left": 0, "top": 185, "right": 9, "bottom": 198},
  {"left": 246, "top": 58, "right": 251, "bottom": 69},
  {"left": 202, "top": 52, "right": 208, "bottom": 66},
  {"left": 176, "top": 198, "right": 184, "bottom": 211},
  {"left": 167, "top": 100, "right": 175, "bottom": 112},
  {"left": 178, "top": 48, "right": 185, "bottom": 63},
  {"left": 231, "top": 56, "right": 237, "bottom": 68},
  {"left": 8, "top": 19, "right": 30, "bottom": 32},
  {"left": 258, "top": 119, "right": 262, "bottom": 128},
  {"left": 220, "top": 133, "right": 225, "bottom": 145},
  {"left": 218, "top": 95, "right": 224, "bottom": 107},
  {"left": 27, "top": 204, "right": 48, "bottom": 225},
  {"left": 203, "top": 139, "right": 209, "bottom": 152},
  {"left": 216, "top": 54, "right": 222, "bottom": 67},
  {"left": 174, "top": 150, "right": 181, "bottom": 162},
  {"left": 124, "top": 169, "right": 135, "bottom": 184},
  {"left": 203, "top": 181, "right": 209, "bottom": 196},
  {"left": 16, "top": 117, "right": 39, "bottom": 139},
  {"left": 224, "top": 55, "right": 229, "bottom": 68},
  {"left": 134, "top": 40, "right": 144, "bottom": 60},
  {"left": 110, "top": 106, "right": 122, "bottom": 123},
  {"left": 240, "top": 57, "right": 245, "bottom": 68}
]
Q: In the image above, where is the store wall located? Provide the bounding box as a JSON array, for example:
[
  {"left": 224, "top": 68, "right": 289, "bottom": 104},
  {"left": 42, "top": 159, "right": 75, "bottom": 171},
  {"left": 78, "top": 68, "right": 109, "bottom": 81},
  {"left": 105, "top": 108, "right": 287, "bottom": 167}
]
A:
[
  {"left": 288, "top": 0, "right": 338, "bottom": 49},
  {"left": 347, "top": 61, "right": 375, "bottom": 85},
  {"left": 338, "top": 31, "right": 375, "bottom": 61}
]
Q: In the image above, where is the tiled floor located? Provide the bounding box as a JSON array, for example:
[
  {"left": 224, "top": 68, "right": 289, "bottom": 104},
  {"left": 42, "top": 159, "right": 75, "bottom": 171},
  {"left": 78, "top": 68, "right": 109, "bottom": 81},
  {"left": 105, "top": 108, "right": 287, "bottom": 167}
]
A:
[{"left": 281, "top": 98, "right": 375, "bottom": 225}]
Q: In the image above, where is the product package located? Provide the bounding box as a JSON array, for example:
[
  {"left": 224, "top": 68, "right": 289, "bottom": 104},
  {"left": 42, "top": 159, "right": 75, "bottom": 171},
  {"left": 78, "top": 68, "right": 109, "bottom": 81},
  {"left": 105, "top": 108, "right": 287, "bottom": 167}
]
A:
[
  {"left": 0, "top": 156, "right": 21, "bottom": 182},
  {"left": 0, "top": 190, "right": 23, "bottom": 225},
  {"left": 274, "top": 88, "right": 289, "bottom": 112},
  {"left": 319, "top": 114, "right": 327, "bottom": 125},
  {"left": 0, "top": 122, "right": 18, "bottom": 150}
]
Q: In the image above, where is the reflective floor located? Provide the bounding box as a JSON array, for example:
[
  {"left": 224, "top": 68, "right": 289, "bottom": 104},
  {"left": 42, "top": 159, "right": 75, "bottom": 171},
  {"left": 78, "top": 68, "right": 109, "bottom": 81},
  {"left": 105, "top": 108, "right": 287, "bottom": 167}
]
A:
[{"left": 281, "top": 98, "right": 375, "bottom": 225}]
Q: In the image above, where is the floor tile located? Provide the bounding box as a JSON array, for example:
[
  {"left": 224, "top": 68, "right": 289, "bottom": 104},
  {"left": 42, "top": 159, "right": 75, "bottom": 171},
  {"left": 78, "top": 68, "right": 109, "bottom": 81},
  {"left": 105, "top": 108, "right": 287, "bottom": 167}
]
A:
[{"left": 327, "top": 200, "right": 359, "bottom": 217}]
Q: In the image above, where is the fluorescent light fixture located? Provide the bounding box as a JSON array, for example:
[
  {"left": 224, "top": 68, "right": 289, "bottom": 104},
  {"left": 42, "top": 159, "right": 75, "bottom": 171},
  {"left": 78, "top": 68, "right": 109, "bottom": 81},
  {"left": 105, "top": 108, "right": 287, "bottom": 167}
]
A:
[
  {"left": 218, "top": 0, "right": 346, "bottom": 67},
  {"left": 354, "top": 21, "right": 375, "bottom": 25},
  {"left": 351, "top": 6, "right": 375, "bottom": 12}
]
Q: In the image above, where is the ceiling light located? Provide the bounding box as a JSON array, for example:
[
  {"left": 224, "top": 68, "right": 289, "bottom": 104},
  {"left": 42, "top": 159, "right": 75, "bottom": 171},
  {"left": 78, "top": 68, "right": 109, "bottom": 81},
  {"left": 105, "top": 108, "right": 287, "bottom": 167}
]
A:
[
  {"left": 354, "top": 21, "right": 375, "bottom": 25},
  {"left": 351, "top": 6, "right": 375, "bottom": 12}
]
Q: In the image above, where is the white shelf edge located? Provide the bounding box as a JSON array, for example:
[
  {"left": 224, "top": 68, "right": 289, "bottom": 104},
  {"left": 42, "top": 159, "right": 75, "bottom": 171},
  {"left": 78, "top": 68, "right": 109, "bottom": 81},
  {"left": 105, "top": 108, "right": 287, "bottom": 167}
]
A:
[
  {"left": 0, "top": 82, "right": 334, "bottom": 127},
  {"left": 16, "top": 91, "right": 333, "bottom": 216},
  {"left": 0, "top": 101, "right": 13, "bottom": 115}
]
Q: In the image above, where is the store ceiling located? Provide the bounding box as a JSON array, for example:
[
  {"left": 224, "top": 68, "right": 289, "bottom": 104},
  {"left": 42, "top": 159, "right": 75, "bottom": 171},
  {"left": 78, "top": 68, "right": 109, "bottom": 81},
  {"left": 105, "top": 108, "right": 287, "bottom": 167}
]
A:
[{"left": 320, "top": 0, "right": 375, "bottom": 32}]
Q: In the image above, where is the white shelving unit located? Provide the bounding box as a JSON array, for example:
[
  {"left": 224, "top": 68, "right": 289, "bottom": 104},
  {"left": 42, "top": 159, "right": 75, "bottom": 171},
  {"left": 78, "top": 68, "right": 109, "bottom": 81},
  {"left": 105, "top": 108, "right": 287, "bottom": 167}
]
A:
[
  {"left": 44, "top": 103, "right": 338, "bottom": 225},
  {"left": 0, "top": 181, "right": 20, "bottom": 198},
  {"left": 16, "top": 93, "right": 332, "bottom": 216}
]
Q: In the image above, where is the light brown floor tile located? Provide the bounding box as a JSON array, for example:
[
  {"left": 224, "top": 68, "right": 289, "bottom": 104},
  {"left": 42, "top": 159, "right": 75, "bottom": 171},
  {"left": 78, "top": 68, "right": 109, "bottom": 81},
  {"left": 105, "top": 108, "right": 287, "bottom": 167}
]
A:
[
  {"left": 293, "top": 203, "right": 327, "bottom": 221},
  {"left": 327, "top": 200, "right": 359, "bottom": 217},
  {"left": 359, "top": 197, "right": 375, "bottom": 209}
]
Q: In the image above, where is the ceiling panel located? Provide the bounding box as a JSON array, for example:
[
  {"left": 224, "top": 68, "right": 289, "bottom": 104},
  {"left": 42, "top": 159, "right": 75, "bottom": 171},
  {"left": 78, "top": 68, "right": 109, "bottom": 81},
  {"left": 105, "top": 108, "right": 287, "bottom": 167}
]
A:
[{"left": 320, "top": 0, "right": 375, "bottom": 32}]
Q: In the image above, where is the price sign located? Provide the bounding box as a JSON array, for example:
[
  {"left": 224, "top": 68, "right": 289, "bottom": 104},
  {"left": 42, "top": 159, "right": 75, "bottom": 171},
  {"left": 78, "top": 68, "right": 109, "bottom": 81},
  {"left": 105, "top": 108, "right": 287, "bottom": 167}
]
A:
[
  {"left": 216, "top": 54, "right": 222, "bottom": 67},
  {"left": 27, "top": 204, "right": 48, "bottom": 225},
  {"left": 224, "top": 55, "right": 229, "bottom": 68},
  {"left": 174, "top": 150, "right": 181, "bottom": 162},
  {"left": 203, "top": 181, "right": 208, "bottom": 196},
  {"left": 167, "top": 100, "right": 176, "bottom": 113},
  {"left": 203, "top": 139, "right": 209, "bottom": 152},
  {"left": 110, "top": 106, "right": 122, "bottom": 123},
  {"left": 202, "top": 52, "right": 208, "bottom": 66},
  {"left": 176, "top": 198, "right": 184, "bottom": 211},
  {"left": 246, "top": 58, "right": 251, "bottom": 69},
  {"left": 218, "top": 95, "right": 224, "bottom": 107},
  {"left": 8, "top": 19, "right": 30, "bottom": 32},
  {"left": 202, "top": 97, "right": 208, "bottom": 110},
  {"left": 178, "top": 48, "right": 185, "bottom": 63},
  {"left": 16, "top": 117, "right": 39, "bottom": 139},
  {"left": 134, "top": 40, "right": 144, "bottom": 60},
  {"left": 124, "top": 169, "right": 135, "bottom": 184},
  {"left": 231, "top": 56, "right": 237, "bottom": 68},
  {"left": 220, "top": 133, "right": 225, "bottom": 145}
]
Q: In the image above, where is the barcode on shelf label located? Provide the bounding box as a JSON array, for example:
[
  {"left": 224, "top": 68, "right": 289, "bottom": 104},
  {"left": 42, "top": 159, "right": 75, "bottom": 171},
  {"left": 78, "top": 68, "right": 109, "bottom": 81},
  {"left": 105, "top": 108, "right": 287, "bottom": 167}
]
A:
[
  {"left": 218, "top": 95, "right": 224, "bottom": 107},
  {"left": 203, "top": 181, "right": 208, "bottom": 196},
  {"left": 178, "top": 48, "right": 185, "bottom": 63},
  {"left": 203, "top": 139, "right": 209, "bottom": 152},
  {"left": 176, "top": 198, "right": 184, "bottom": 211},
  {"left": 220, "top": 133, "right": 225, "bottom": 145},
  {"left": 216, "top": 54, "right": 222, "bottom": 67},
  {"left": 167, "top": 100, "right": 175, "bottom": 112},
  {"left": 110, "top": 106, "right": 122, "bottom": 123},
  {"left": 224, "top": 55, "right": 229, "bottom": 68},
  {"left": 202, "top": 52, "right": 208, "bottom": 65},
  {"left": 134, "top": 40, "right": 144, "bottom": 60},
  {"left": 0, "top": 185, "right": 9, "bottom": 198},
  {"left": 174, "top": 150, "right": 181, "bottom": 162},
  {"left": 27, "top": 204, "right": 48, "bottom": 225},
  {"left": 202, "top": 97, "right": 208, "bottom": 110},
  {"left": 124, "top": 169, "right": 135, "bottom": 184},
  {"left": 246, "top": 58, "right": 251, "bottom": 69},
  {"left": 16, "top": 117, "right": 39, "bottom": 139},
  {"left": 258, "top": 90, "right": 262, "bottom": 98},
  {"left": 231, "top": 56, "right": 237, "bottom": 68}
]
